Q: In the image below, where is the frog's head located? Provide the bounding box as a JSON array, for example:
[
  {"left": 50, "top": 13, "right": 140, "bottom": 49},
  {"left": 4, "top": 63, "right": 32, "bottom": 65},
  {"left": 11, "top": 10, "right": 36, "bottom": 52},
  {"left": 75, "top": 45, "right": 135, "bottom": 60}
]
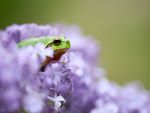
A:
[{"left": 46, "top": 36, "right": 71, "bottom": 51}]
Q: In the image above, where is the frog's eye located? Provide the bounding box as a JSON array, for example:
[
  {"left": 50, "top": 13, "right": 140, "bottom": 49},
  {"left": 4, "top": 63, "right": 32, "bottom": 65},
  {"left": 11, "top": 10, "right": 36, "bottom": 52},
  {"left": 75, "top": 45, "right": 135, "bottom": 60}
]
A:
[
  {"left": 53, "top": 38, "right": 61, "bottom": 45},
  {"left": 45, "top": 38, "right": 62, "bottom": 48}
]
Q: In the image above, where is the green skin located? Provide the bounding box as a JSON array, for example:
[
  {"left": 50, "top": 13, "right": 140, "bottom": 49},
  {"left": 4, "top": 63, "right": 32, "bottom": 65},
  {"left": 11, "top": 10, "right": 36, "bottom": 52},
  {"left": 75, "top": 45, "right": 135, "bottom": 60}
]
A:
[{"left": 17, "top": 36, "right": 71, "bottom": 71}]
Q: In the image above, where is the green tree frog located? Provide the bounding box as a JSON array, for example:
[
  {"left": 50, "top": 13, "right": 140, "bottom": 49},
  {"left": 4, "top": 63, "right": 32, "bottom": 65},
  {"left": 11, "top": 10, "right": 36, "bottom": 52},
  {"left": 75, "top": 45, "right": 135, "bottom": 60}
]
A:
[{"left": 17, "top": 36, "right": 71, "bottom": 71}]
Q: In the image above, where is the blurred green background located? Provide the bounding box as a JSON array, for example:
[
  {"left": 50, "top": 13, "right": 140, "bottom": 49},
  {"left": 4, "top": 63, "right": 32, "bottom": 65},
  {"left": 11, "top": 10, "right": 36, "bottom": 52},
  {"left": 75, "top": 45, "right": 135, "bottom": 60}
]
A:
[{"left": 0, "top": 0, "right": 150, "bottom": 88}]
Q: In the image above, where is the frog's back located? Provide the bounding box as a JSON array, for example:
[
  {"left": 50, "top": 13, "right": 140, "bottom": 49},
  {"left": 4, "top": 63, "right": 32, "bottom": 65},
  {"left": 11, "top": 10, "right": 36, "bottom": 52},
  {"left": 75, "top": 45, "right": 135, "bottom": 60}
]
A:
[{"left": 17, "top": 36, "right": 53, "bottom": 47}]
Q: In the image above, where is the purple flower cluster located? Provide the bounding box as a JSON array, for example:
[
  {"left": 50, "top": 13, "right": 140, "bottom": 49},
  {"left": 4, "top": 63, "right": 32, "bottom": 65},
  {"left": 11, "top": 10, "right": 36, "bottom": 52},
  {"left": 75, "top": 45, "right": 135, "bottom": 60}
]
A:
[{"left": 0, "top": 24, "right": 149, "bottom": 113}]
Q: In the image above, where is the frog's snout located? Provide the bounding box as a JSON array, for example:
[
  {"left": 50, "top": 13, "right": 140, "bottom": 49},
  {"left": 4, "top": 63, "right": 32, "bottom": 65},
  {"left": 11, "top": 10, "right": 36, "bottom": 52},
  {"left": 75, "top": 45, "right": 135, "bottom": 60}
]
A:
[
  {"left": 66, "top": 40, "right": 71, "bottom": 47},
  {"left": 66, "top": 40, "right": 70, "bottom": 44}
]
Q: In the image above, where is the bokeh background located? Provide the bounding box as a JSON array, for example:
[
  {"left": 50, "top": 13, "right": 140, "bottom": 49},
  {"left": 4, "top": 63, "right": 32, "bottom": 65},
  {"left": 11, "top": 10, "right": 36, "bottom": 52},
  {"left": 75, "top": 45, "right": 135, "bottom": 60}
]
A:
[{"left": 0, "top": 0, "right": 149, "bottom": 89}]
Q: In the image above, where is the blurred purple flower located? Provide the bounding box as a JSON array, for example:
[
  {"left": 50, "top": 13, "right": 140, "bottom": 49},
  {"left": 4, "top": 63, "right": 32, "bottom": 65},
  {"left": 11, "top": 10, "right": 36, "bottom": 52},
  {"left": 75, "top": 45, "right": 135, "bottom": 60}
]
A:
[{"left": 0, "top": 23, "right": 149, "bottom": 113}]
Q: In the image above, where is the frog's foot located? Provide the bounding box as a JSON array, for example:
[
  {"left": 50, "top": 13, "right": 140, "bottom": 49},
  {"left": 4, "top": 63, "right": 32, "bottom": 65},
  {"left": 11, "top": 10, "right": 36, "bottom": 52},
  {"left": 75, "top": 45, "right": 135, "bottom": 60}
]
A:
[{"left": 40, "top": 65, "right": 47, "bottom": 72}]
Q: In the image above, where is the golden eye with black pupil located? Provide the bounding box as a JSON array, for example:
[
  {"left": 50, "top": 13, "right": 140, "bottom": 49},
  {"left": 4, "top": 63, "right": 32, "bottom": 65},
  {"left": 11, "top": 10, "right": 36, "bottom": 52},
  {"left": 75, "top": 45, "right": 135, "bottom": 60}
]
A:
[{"left": 53, "top": 38, "right": 61, "bottom": 45}]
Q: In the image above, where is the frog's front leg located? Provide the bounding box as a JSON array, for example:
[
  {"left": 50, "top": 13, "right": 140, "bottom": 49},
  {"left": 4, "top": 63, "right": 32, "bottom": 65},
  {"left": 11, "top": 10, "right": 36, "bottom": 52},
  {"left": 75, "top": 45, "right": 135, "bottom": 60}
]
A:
[{"left": 40, "top": 56, "right": 53, "bottom": 72}]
